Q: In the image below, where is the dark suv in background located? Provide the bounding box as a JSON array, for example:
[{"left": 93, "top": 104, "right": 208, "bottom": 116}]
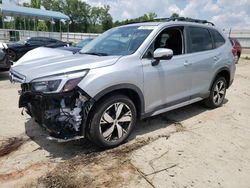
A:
[
  {"left": 0, "top": 49, "right": 9, "bottom": 71},
  {"left": 4, "top": 37, "right": 71, "bottom": 62}
]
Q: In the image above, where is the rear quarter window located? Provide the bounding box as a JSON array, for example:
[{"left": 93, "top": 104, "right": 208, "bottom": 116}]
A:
[
  {"left": 210, "top": 30, "right": 225, "bottom": 48},
  {"left": 189, "top": 27, "right": 213, "bottom": 53}
]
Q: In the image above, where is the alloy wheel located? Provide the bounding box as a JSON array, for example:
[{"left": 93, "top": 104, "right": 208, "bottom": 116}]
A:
[
  {"left": 99, "top": 102, "right": 132, "bottom": 142},
  {"left": 8, "top": 50, "right": 16, "bottom": 61},
  {"left": 213, "top": 80, "right": 226, "bottom": 105}
]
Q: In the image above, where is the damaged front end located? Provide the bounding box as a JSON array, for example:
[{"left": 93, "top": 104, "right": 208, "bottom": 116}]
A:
[
  {"left": 10, "top": 67, "right": 94, "bottom": 141},
  {"left": 19, "top": 84, "right": 94, "bottom": 141}
]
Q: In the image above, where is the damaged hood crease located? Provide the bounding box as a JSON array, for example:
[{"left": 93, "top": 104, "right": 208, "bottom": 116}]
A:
[{"left": 11, "top": 47, "right": 120, "bottom": 82}]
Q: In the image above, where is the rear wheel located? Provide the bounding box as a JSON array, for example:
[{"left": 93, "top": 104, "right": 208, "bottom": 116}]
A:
[
  {"left": 204, "top": 77, "right": 227, "bottom": 108},
  {"left": 89, "top": 94, "right": 136, "bottom": 148}
]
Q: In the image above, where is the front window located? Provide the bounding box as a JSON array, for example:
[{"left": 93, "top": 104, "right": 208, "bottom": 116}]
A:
[
  {"left": 80, "top": 26, "right": 155, "bottom": 56},
  {"left": 143, "top": 27, "right": 184, "bottom": 58}
]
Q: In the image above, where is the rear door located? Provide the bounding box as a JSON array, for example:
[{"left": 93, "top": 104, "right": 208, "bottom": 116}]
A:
[{"left": 186, "top": 26, "right": 216, "bottom": 98}]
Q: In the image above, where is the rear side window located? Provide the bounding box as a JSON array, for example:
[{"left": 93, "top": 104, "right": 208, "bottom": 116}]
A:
[
  {"left": 189, "top": 27, "right": 213, "bottom": 53},
  {"left": 211, "top": 30, "right": 225, "bottom": 48}
]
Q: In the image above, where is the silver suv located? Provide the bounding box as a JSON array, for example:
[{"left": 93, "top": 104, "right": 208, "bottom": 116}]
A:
[{"left": 10, "top": 18, "right": 235, "bottom": 148}]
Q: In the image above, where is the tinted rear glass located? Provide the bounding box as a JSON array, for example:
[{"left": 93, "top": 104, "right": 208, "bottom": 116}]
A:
[
  {"left": 189, "top": 27, "right": 213, "bottom": 53},
  {"left": 211, "top": 30, "right": 225, "bottom": 48}
]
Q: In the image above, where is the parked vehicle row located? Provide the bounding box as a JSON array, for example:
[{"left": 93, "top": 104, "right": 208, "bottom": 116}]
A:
[
  {"left": 0, "top": 49, "right": 10, "bottom": 71},
  {"left": 4, "top": 37, "right": 72, "bottom": 62},
  {"left": 0, "top": 37, "right": 94, "bottom": 71},
  {"left": 10, "top": 17, "right": 236, "bottom": 148}
]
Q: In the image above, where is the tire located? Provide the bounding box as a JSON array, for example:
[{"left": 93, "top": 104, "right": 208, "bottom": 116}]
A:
[
  {"left": 204, "top": 77, "right": 227, "bottom": 108},
  {"left": 7, "top": 49, "right": 17, "bottom": 62},
  {"left": 89, "top": 94, "right": 137, "bottom": 148}
]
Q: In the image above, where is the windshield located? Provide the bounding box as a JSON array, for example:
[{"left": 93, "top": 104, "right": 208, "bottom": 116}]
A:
[
  {"left": 15, "top": 39, "right": 27, "bottom": 45},
  {"left": 80, "top": 26, "right": 154, "bottom": 56},
  {"left": 76, "top": 38, "right": 93, "bottom": 48}
]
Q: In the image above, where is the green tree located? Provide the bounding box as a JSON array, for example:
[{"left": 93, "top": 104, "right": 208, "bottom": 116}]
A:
[
  {"left": 3, "top": 0, "right": 157, "bottom": 34},
  {"left": 170, "top": 13, "right": 179, "bottom": 18},
  {"left": 41, "top": 0, "right": 92, "bottom": 32},
  {"left": 37, "top": 20, "right": 48, "bottom": 31},
  {"left": 113, "top": 12, "right": 157, "bottom": 27},
  {"left": 148, "top": 12, "right": 157, "bottom": 20},
  {"left": 31, "top": 0, "right": 41, "bottom": 8},
  {"left": 100, "top": 5, "right": 113, "bottom": 31}
]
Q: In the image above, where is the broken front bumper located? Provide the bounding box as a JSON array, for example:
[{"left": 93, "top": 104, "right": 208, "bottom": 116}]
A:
[{"left": 19, "top": 84, "right": 94, "bottom": 141}]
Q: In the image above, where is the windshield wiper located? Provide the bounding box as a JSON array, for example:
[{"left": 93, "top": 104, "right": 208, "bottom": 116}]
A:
[{"left": 80, "top": 52, "right": 109, "bottom": 56}]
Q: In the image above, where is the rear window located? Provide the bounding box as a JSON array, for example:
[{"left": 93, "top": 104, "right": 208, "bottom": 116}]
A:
[
  {"left": 189, "top": 27, "right": 213, "bottom": 53},
  {"left": 211, "top": 30, "right": 225, "bottom": 48}
]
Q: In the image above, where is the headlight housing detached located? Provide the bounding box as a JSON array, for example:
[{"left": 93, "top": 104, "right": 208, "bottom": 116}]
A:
[{"left": 31, "top": 69, "right": 89, "bottom": 93}]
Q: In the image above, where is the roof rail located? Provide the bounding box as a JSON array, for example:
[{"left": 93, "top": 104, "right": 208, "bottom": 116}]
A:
[{"left": 154, "top": 17, "right": 215, "bottom": 26}]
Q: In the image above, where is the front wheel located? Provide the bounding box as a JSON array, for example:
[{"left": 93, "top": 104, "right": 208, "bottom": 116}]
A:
[
  {"left": 89, "top": 94, "right": 137, "bottom": 148},
  {"left": 204, "top": 77, "right": 227, "bottom": 108},
  {"left": 7, "top": 49, "right": 17, "bottom": 62}
]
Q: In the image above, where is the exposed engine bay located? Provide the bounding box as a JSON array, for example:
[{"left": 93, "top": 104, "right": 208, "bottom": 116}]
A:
[{"left": 19, "top": 84, "right": 94, "bottom": 141}]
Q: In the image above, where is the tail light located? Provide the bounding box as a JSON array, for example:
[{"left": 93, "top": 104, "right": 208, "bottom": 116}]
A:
[{"left": 231, "top": 42, "right": 236, "bottom": 56}]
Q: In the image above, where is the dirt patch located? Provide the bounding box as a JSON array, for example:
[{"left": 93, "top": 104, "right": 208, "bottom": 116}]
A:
[
  {"left": 174, "top": 122, "right": 186, "bottom": 133},
  {"left": 0, "top": 137, "right": 28, "bottom": 157},
  {"left": 37, "top": 135, "right": 170, "bottom": 188},
  {"left": 161, "top": 116, "right": 186, "bottom": 133},
  {"left": 0, "top": 162, "right": 47, "bottom": 182}
]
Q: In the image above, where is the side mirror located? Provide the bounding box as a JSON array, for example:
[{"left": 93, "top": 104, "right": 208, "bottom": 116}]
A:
[{"left": 152, "top": 48, "right": 173, "bottom": 66}]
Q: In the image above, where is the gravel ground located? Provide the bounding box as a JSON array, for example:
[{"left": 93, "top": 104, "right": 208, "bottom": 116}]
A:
[{"left": 0, "top": 58, "right": 250, "bottom": 188}]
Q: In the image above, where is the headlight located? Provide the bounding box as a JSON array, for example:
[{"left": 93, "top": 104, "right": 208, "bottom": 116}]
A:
[
  {"left": 31, "top": 69, "right": 88, "bottom": 93},
  {"left": 32, "top": 80, "right": 61, "bottom": 93}
]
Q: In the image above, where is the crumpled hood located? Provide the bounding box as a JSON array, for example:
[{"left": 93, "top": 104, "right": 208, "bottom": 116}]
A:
[
  {"left": 13, "top": 47, "right": 73, "bottom": 66},
  {"left": 11, "top": 48, "right": 121, "bottom": 82}
]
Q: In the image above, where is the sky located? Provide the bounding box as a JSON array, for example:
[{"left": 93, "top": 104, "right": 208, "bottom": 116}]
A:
[
  {"left": 11, "top": 0, "right": 250, "bottom": 28},
  {"left": 85, "top": 0, "right": 250, "bottom": 28}
]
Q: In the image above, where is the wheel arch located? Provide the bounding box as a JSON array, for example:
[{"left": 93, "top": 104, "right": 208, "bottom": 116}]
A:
[
  {"left": 84, "top": 84, "right": 145, "bottom": 137},
  {"left": 92, "top": 84, "right": 145, "bottom": 118},
  {"left": 210, "top": 67, "right": 231, "bottom": 90}
]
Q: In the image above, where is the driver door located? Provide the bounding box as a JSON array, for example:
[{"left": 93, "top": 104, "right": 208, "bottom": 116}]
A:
[{"left": 142, "top": 26, "right": 192, "bottom": 114}]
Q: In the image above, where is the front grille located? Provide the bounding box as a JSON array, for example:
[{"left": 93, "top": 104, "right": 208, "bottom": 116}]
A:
[{"left": 9, "top": 70, "right": 26, "bottom": 83}]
